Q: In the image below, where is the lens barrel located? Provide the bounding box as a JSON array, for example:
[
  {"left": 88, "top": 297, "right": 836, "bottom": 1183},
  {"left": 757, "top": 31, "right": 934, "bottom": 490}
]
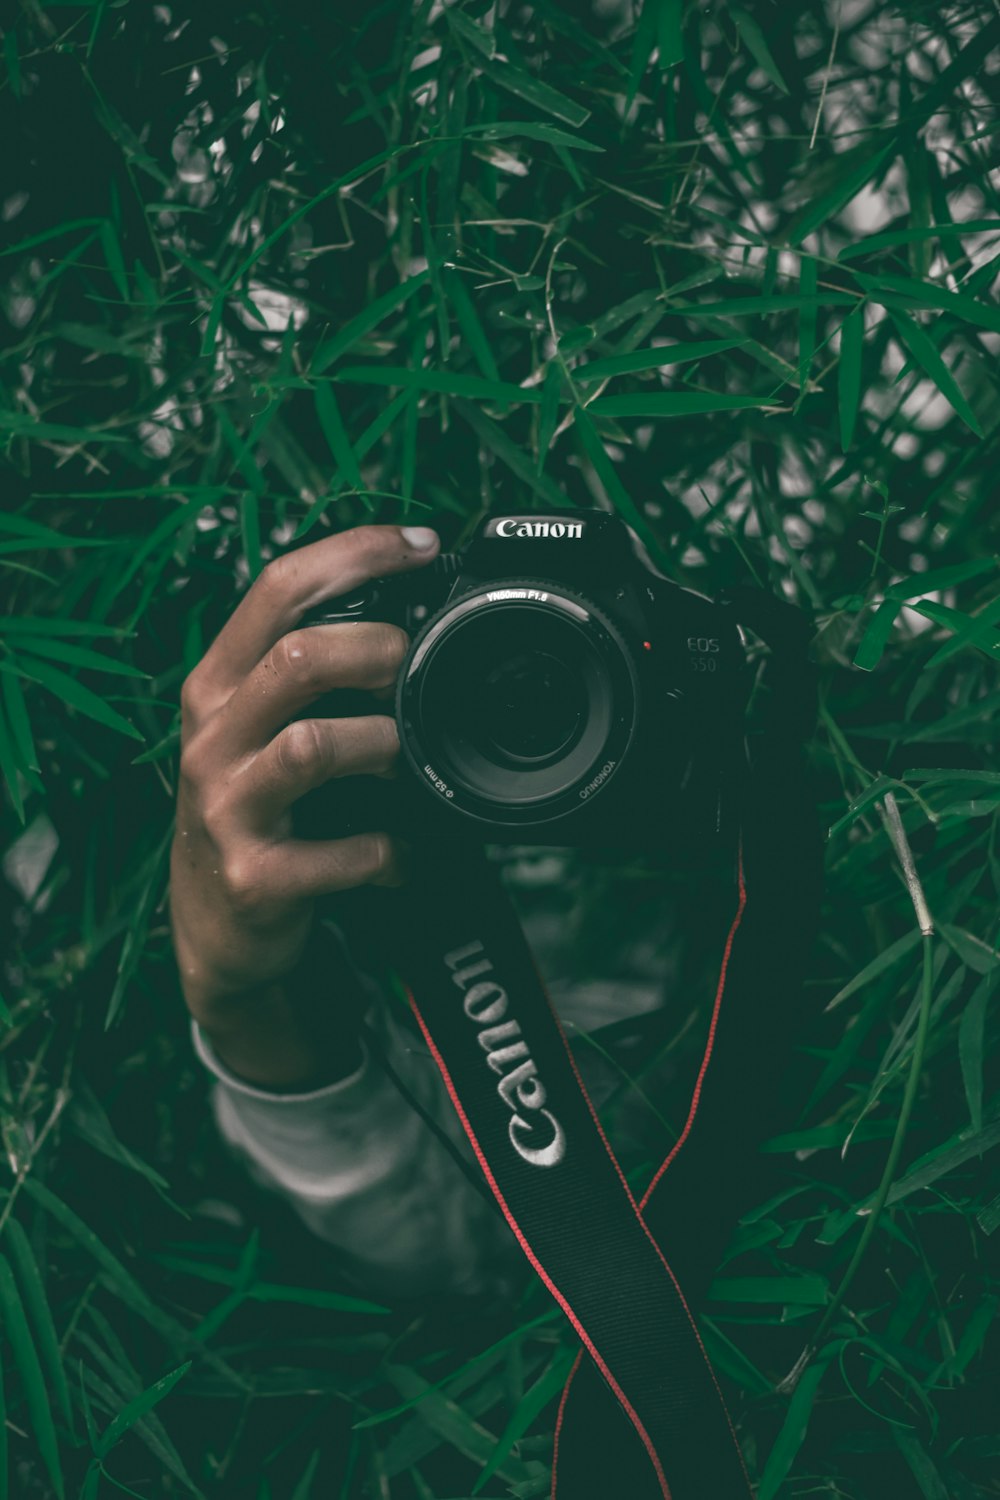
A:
[{"left": 396, "top": 583, "right": 640, "bottom": 827}]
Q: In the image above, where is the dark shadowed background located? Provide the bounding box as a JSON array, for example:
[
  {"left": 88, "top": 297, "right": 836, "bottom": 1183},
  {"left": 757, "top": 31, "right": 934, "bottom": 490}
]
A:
[{"left": 2, "top": 1, "right": 1000, "bottom": 1496}]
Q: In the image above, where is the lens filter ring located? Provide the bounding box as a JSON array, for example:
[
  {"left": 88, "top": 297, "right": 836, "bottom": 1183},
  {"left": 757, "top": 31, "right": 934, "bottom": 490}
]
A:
[{"left": 395, "top": 582, "right": 640, "bottom": 828}]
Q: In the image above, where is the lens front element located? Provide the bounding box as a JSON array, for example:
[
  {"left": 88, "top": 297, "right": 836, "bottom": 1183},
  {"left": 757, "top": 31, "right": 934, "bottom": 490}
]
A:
[
  {"left": 475, "top": 648, "right": 587, "bottom": 764},
  {"left": 397, "top": 585, "right": 639, "bottom": 827}
]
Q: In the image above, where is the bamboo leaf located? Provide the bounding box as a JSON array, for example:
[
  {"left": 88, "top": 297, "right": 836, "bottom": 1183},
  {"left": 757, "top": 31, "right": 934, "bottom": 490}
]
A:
[
  {"left": 940, "top": 923, "right": 1000, "bottom": 975},
  {"left": 656, "top": 0, "right": 684, "bottom": 70},
  {"left": 787, "top": 139, "right": 896, "bottom": 245},
  {"left": 572, "top": 404, "right": 670, "bottom": 572},
  {"left": 0, "top": 695, "right": 26, "bottom": 823},
  {"left": 3, "top": 669, "right": 39, "bottom": 776},
  {"left": 586, "top": 391, "right": 777, "bottom": 417},
  {"left": 99, "top": 221, "right": 129, "bottom": 302},
  {"left": 680, "top": 293, "right": 856, "bottom": 321},
  {"left": 885, "top": 556, "right": 996, "bottom": 600},
  {"left": 861, "top": 1118, "right": 1000, "bottom": 1209},
  {"left": 708, "top": 1274, "right": 830, "bottom": 1305},
  {"left": 0, "top": 414, "right": 131, "bottom": 445},
  {"left": 826, "top": 931, "right": 922, "bottom": 1011},
  {"left": 467, "top": 122, "right": 604, "bottom": 154},
  {"left": 959, "top": 975, "right": 991, "bottom": 1133},
  {"left": 838, "top": 305, "right": 865, "bottom": 450},
  {"left": 69, "top": 1081, "right": 173, "bottom": 1198},
  {"left": 76, "top": 1314, "right": 201, "bottom": 1493},
  {"left": 334, "top": 365, "right": 542, "bottom": 404},
  {"left": 3, "top": 1221, "right": 73, "bottom": 1430},
  {"left": 444, "top": 270, "right": 500, "bottom": 383},
  {"left": 17, "top": 1181, "right": 237, "bottom": 1371},
  {"left": 0, "top": 1346, "right": 7, "bottom": 1500},
  {"left": 381, "top": 1364, "right": 536, "bottom": 1485},
  {"left": 577, "top": 338, "right": 747, "bottom": 381},
  {"left": 0, "top": 1256, "right": 64, "bottom": 1499},
  {"left": 95, "top": 1362, "right": 191, "bottom": 1459},
  {"left": 886, "top": 307, "right": 983, "bottom": 435},
  {"left": 478, "top": 56, "right": 590, "bottom": 128},
  {"left": 472, "top": 1348, "right": 576, "bottom": 1494},
  {"left": 732, "top": 5, "right": 789, "bottom": 93},
  {"left": 798, "top": 254, "right": 817, "bottom": 388},
  {"left": 893, "top": 1430, "right": 951, "bottom": 1500},
  {"left": 924, "top": 595, "right": 1000, "bottom": 666},
  {"left": 758, "top": 1345, "right": 841, "bottom": 1500},
  {"left": 0, "top": 514, "right": 99, "bottom": 548},
  {"left": 312, "top": 272, "right": 429, "bottom": 374},
  {"left": 12, "top": 658, "right": 143, "bottom": 741},
  {"left": 240, "top": 493, "right": 262, "bottom": 580},
  {"left": 860, "top": 271, "right": 1000, "bottom": 336},
  {"left": 154, "top": 1253, "right": 388, "bottom": 1314},
  {"left": 7, "top": 638, "right": 147, "bottom": 679},
  {"left": 840, "top": 220, "right": 1000, "bottom": 260},
  {"left": 854, "top": 598, "right": 903, "bottom": 671},
  {"left": 290, "top": 1451, "right": 321, "bottom": 1500},
  {"left": 626, "top": 0, "right": 659, "bottom": 108},
  {"left": 445, "top": 7, "right": 497, "bottom": 60},
  {"left": 104, "top": 831, "right": 171, "bottom": 1029},
  {"left": 453, "top": 399, "right": 572, "bottom": 510},
  {"left": 315, "top": 384, "right": 371, "bottom": 490}
]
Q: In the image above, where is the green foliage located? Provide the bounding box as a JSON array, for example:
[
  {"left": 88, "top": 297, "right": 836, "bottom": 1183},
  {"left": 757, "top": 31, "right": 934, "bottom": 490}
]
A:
[{"left": 2, "top": 1, "right": 1000, "bottom": 1496}]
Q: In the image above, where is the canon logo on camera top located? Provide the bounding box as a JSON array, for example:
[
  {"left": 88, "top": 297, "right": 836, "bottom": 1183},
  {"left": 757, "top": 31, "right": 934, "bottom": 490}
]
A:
[{"left": 493, "top": 517, "right": 584, "bottom": 539}]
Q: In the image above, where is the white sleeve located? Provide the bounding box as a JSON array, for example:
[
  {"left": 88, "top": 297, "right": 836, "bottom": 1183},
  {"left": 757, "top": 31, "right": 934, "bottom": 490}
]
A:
[{"left": 191, "top": 1001, "right": 512, "bottom": 1300}]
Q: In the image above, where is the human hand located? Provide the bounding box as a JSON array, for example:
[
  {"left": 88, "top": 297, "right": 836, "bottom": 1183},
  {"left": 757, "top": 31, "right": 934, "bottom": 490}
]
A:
[{"left": 169, "top": 523, "right": 440, "bottom": 1087}]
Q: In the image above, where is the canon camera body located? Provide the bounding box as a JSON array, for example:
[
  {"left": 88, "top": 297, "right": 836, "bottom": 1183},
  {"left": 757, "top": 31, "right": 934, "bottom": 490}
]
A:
[{"left": 294, "top": 510, "right": 749, "bottom": 845}]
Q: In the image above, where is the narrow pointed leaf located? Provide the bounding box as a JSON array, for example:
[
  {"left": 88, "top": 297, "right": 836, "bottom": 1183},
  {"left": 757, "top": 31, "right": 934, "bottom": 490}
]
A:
[
  {"left": 312, "top": 272, "right": 429, "bottom": 374},
  {"left": 14, "top": 658, "right": 143, "bottom": 741},
  {"left": 536, "top": 362, "right": 562, "bottom": 471},
  {"left": 472, "top": 1348, "right": 576, "bottom": 1493},
  {"left": 0, "top": 1256, "right": 64, "bottom": 1499},
  {"left": 0, "top": 696, "right": 26, "bottom": 822},
  {"left": 96, "top": 1362, "right": 192, "bottom": 1458},
  {"left": 959, "top": 974, "right": 991, "bottom": 1133},
  {"left": 826, "top": 930, "right": 921, "bottom": 1011},
  {"left": 758, "top": 1345, "right": 840, "bottom": 1500},
  {"left": 854, "top": 598, "right": 903, "bottom": 670},
  {"left": 838, "top": 306, "right": 865, "bottom": 450},
  {"left": 732, "top": 5, "right": 788, "bottom": 92},
  {"left": 578, "top": 338, "right": 747, "bottom": 381},
  {"left": 4, "top": 1221, "right": 73, "bottom": 1428},
  {"left": 887, "top": 307, "right": 983, "bottom": 435},
  {"left": 788, "top": 139, "right": 896, "bottom": 245},
  {"left": 8, "top": 638, "right": 147, "bottom": 679},
  {"left": 587, "top": 391, "right": 777, "bottom": 417},
  {"left": 479, "top": 57, "right": 589, "bottom": 128},
  {"left": 657, "top": 0, "right": 684, "bottom": 69},
  {"left": 798, "top": 255, "right": 817, "bottom": 387}
]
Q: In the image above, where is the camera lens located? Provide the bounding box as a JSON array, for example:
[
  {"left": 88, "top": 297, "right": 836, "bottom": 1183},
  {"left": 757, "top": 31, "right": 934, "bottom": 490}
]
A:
[
  {"left": 474, "top": 650, "right": 587, "bottom": 764},
  {"left": 397, "top": 587, "right": 639, "bottom": 827}
]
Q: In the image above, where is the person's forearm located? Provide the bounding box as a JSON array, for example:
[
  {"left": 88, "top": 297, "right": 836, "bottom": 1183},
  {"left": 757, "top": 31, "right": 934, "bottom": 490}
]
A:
[
  {"left": 199, "top": 986, "right": 359, "bottom": 1088},
  {"left": 192, "top": 925, "right": 365, "bottom": 1090}
]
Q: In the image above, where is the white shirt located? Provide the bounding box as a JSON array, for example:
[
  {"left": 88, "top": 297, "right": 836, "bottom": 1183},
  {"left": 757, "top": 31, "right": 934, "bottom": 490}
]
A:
[{"left": 192, "top": 893, "right": 675, "bottom": 1300}]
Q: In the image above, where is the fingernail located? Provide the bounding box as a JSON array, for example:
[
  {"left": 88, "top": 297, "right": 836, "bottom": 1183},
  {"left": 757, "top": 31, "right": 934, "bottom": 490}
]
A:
[{"left": 400, "top": 526, "right": 438, "bottom": 551}]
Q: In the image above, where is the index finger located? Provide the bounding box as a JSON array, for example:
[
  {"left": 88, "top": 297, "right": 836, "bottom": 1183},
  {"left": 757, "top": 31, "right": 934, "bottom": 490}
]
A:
[{"left": 192, "top": 524, "right": 439, "bottom": 706}]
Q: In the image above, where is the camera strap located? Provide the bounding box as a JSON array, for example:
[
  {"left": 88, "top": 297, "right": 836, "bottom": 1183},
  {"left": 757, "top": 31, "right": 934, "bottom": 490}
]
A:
[
  {"left": 550, "top": 658, "right": 821, "bottom": 1499},
  {"left": 388, "top": 593, "right": 819, "bottom": 1500},
  {"left": 392, "top": 842, "right": 751, "bottom": 1499}
]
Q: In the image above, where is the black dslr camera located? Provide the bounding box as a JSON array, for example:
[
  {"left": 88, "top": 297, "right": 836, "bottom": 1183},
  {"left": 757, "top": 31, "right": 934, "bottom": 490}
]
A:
[{"left": 295, "top": 510, "right": 750, "bottom": 845}]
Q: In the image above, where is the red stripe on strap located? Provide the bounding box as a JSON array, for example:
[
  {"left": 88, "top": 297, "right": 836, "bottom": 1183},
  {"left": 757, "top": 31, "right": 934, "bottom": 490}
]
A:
[
  {"left": 641, "top": 845, "right": 747, "bottom": 1210},
  {"left": 550, "top": 1348, "right": 583, "bottom": 1500},
  {"left": 407, "top": 987, "right": 673, "bottom": 1500},
  {"left": 549, "top": 845, "right": 751, "bottom": 1499}
]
